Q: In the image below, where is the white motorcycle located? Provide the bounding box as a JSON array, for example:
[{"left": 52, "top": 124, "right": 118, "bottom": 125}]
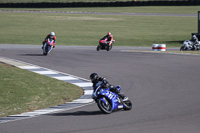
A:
[{"left": 180, "top": 40, "right": 200, "bottom": 51}]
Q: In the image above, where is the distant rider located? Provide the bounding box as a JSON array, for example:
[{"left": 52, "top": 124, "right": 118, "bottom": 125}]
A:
[
  {"left": 90, "top": 73, "right": 128, "bottom": 101},
  {"left": 42, "top": 32, "right": 56, "bottom": 49},
  {"left": 190, "top": 35, "right": 199, "bottom": 49},
  {"left": 100, "top": 32, "right": 114, "bottom": 46}
]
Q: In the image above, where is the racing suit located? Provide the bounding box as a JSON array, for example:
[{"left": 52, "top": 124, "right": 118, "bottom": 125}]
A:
[
  {"left": 191, "top": 35, "right": 199, "bottom": 49},
  {"left": 42, "top": 34, "right": 56, "bottom": 48},
  {"left": 100, "top": 35, "right": 114, "bottom": 46},
  {"left": 92, "top": 77, "right": 125, "bottom": 99}
]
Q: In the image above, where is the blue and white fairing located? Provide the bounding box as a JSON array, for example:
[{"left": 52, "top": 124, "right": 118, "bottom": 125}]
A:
[{"left": 92, "top": 81, "right": 123, "bottom": 110}]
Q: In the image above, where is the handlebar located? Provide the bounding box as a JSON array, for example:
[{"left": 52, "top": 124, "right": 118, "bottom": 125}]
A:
[{"left": 92, "top": 84, "right": 103, "bottom": 99}]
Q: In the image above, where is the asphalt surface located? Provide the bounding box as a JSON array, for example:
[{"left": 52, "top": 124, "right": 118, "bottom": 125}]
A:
[
  {"left": 0, "top": 44, "right": 200, "bottom": 133},
  {"left": 0, "top": 10, "right": 196, "bottom": 17}
]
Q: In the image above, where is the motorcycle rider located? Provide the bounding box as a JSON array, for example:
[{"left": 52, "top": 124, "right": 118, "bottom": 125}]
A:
[
  {"left": 42, "top": 32, "right": 56, "bottom": 49},
  {"left": 100, "top": 32, "right": 114, "bottom": 46},
  {"left": 90, "top": 73, "right": 128, "bottom": 101},
  {"left": 190, "top": 35, "right": 199, "bottom": 49}
]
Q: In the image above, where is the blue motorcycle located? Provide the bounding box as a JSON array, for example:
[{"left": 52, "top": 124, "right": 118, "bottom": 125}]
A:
[{"left": 92, "top": 81, "right": 132, "bottom": 114}]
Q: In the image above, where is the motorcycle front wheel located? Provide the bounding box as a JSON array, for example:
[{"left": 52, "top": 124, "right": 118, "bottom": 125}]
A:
[
  {"left": 43, "top": 44, "right": 48, "bottom": 55},
  {"left": 43, "top": 48, "right": 48, "bottom": 55},
  {"left": 122, "top": 99, "right": 132, "bottom": 110},
  {"left": 106, "top": 44, "right": 112, "bottom": 51},
  {"left": 97, "top": 98, "right": 112, "bottom": 114},
  {"left": 97, "top": 45, "right": 100, "bottom": 51}
]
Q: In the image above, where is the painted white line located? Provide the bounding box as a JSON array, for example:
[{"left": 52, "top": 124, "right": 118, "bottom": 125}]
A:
[
  {"left": 73, "top": 82, "right": 93, "bottom": 87},
  {"left": 69, "top": 99, "right": 94, "bottom": 104},
  {"left": 18, "top": 66, "right": 41, "bottom": 69},
  {"left": 32, "top": 110, "right": 59, "bottom": 115},
  {"left": 53, "top": 76, "right": 78, "bottom": 80},
  {"left": 84, "top": 90, "right": 93, "bottom": 95},
  {"left": 32, "top": 70, "right": 58, "bottom": 74},
  {"left": 9, "top": 109, "right": 61, "bottom": 117},
  {"left": 10, "top": 113, "right": 39, "bottom": 117}
]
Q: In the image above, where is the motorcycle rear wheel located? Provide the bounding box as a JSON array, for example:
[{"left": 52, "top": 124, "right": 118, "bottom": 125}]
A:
[{"left": 97, "top": 98, "right": 112, "bottom": 114}]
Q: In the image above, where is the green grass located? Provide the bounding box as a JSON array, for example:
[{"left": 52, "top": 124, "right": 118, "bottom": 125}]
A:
[
  {"left": 0, "top": 62, "right": 83, "bottom": 117},
  {"left": 0, "top": 6, "right": 198, "bottom": 47}
]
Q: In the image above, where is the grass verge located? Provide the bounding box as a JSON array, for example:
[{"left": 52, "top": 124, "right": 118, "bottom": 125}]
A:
[
  {"left": 0, "top": 6, "right": 198, "bottom": 47},
  {"left": 0, "top": 62, "right": 83, "bottom": 117}
]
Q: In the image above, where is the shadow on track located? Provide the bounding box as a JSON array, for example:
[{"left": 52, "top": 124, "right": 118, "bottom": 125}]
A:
[
  {"left": 49, "top": 111, "right": 104, "bottom": 116},
  {"left": 19, "top": 54, "right": 44, "bottom": 56}
]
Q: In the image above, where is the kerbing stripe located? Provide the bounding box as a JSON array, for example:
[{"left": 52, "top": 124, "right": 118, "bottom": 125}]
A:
[
  {"left": 53, "top": 76, "right": 78, "bottom": 80},
  {"left": 84, "top": 90, "right": 93, "bottom": 95},
  {"left": 69, "top": 99, "right": 94, "bottom": 104},
  {"left": 32, "top": 70, "right": 58, "bottom": 74},
  {"left": 18, "top": 66, "right": 40, "bottom": 69},
  {"left": 73, "top": 82, "right": 93, "bottom": 87}
]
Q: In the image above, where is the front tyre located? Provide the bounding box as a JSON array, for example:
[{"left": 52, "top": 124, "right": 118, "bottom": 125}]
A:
[
  {"left": 106, "top": 46, "right": 110, "bottom": 51},
  {"left": 97, "top": 45, "right": 100, "bottom": 51},
  {"left": 43, "top": 49, "right": 47, "bottom": 55},
  {"left": 43, "top": 44, "right": 48, "bottom": 55},
  {"left": 97, "top": 98, "right": 112, "bottom": 114},
  {"left": 109, "top": 44, "right": 112, "bottom": 51},
  {"left": 106, "top": 44, "right": 112, "bottom": 51},
  {"left": 123, "top": 100, "right": 132, "bottom": 110}
]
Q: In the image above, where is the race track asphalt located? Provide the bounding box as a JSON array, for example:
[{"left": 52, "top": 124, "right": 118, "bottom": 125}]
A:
[{"left": 0, "top": 44, "right": 200, "bottom": 133}]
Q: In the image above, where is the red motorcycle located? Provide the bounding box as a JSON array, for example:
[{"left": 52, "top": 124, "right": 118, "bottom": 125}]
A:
[
  {"left": 43, "top": 38, "right": 55, "bottom": 55},
  {"left": 97, "top": 38, "right": 115, "bottom": 51}
]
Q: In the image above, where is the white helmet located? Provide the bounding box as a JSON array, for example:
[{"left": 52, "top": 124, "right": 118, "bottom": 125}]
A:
[
  {"left": 50, "top": 32, "right": 55, "bottom": 38},
  {"left": 193, "top": 35, "right": 197, "bottom": 39}
]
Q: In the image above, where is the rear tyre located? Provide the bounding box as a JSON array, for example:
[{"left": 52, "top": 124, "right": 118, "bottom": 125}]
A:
[{"left": 97, "top": 98, "right": 112, "bottom": 114}]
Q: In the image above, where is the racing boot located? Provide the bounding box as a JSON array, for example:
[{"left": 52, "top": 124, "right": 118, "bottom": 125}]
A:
[{"left": 118, "top": 93, "right": 128, "bottom": 102}]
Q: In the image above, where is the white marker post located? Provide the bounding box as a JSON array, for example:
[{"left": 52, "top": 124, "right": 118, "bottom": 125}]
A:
[
  {"left": 152, "top": 44, "right": 159, "bottom": 51},
  {"left": 158, "top": 44, "right": 166, "bottom": 51}
]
